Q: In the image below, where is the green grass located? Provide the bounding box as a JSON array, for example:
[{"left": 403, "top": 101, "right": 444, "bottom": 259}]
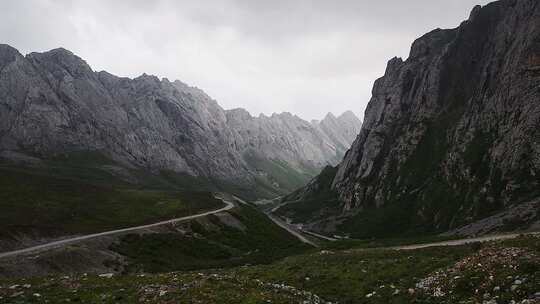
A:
[
  {"left": 243, "top": 151, "right": 320, "bottom": 196},
  {"left": 1, "top": 236, "right": 539, "bottom": 303},
  {"left": 110, "top": 204, "right": 312, "bottom": 273},
  {"left": 0, "top": 272, "right": 321, "bottom": 304},
  {"left": 235, "top": 245, "right": 475, "bottom": 304},
  {"left": 276, "top": 165, "right": 341, "bottom": 223},
  {"left": 0, "top": 155, "right": 224, "bottom": 241}
]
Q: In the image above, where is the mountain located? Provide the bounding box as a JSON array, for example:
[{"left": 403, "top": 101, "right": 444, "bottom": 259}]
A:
[
  {"left": 278, "top": 0, "right": 540, "bottom": 237},
  {"left": 312, "top": 111, "right": 362, "bottom": 156},
  {"left": 0, "top": 45, "right": 361, "bottom": 199}
]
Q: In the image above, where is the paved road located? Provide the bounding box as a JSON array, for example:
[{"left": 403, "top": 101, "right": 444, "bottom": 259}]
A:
[
  {"left": 393, "top": 231, "right": 540, "bottom": 250},
  {"left": 265, "top": 213, "right": 318, "bottom": 247},
  {"left": 0, "top": 198, "right": 235, "bottom": 260},
  {"left": 301, "top": 230, "right": 337, "bottom": 242}
]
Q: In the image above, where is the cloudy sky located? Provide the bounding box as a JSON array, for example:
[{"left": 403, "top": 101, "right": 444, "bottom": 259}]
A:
[{"left": 1, "top": 0, "right": 492, "bottom": 121}]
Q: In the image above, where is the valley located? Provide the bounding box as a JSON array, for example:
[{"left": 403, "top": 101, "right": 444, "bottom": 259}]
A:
[{"left": 0, "top": 0, "right": 539, "bottom": 303}]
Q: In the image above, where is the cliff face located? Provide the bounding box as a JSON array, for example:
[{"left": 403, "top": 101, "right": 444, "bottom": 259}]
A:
[
  {"left": 282, "top": 0, "right": 540, "bottom": 237},
  {"left": 0, "top": 45, "right": 361, "bottom": 198}
]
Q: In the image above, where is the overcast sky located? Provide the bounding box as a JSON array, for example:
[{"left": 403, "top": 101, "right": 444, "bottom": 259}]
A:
[{"left": 1, "top": 0, "right": 492, "bottom": 121}]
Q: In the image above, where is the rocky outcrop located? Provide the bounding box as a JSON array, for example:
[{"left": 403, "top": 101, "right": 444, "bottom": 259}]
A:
[
  {"left": 281, "top": 0, "right": 540, "bottom": 237},
  {"left": 0, "top": 44, "right": 361, "bottom": 198}
]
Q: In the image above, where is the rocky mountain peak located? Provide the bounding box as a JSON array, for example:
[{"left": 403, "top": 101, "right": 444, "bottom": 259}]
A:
[
  {"left": 226, "top": 108, "right": 252, "bottom": 122},
  {"left": 469, "top": 4, "right": 483, "bottom": 21},
  {"left": 134, "top": 73, "right": 161, "bottom": 84},
  {"left": 323, "top": 112, "right": 337, "bottom": 121},
  {"left": 337, "top": 111, "right": 361, "bottom": 125},
  {"left": 25, "top": 47, "right": 97, "bottom": 85},
  {"left": 0, "top": 44, "right": 23, "bottom": 68}
]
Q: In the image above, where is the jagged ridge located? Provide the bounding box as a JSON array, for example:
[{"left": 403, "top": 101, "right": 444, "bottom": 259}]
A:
[{"left": 0, "top": 44, "right": 361, "bottom": 199}]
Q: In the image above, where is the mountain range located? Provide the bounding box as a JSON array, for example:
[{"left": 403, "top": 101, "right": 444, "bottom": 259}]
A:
[{"left": 0, "top": 44, "right": 361, "bottom": 199}]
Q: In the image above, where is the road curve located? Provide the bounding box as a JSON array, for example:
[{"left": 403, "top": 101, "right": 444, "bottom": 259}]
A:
[
  {"left": 265, "top": 213, "right": 318, "bottom": 247},
  {"left": 0, "top": 198, "right": 235, "bottom": 260}
]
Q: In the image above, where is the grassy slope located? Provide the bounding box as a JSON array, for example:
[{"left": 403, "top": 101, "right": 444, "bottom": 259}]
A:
[
  {"left": 243, "top": 151, "right": 321, "bottom": 197},
  {"left": 0, "top": 153, "right": 224, "bottom": 240},
  {"left": 2, "top": 236, "right": 538, "bottom": 304},
  {"left": 0, "top": 272, "right": 322, "bottom": 304},
  {"left": 275, "top": 165, "right": 342, "bottom": 223},
  {"left": 110, "top": 204, "right": 312, "bottom": 273}
]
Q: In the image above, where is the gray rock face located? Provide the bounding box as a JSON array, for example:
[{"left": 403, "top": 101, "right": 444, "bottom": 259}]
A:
[
  {"left": 283, "top": 0, "right": 540, "bottom": 237},
  {"left": 313, "top": 111, "right": 362, "bottom": 158},
  {"left": 0, "top": 44, "right": 361, "bottom": 197}
]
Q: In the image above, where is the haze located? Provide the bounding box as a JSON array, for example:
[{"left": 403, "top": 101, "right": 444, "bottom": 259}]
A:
[{"left": 1, "top": 0, "right": 491, "bottom": 120}]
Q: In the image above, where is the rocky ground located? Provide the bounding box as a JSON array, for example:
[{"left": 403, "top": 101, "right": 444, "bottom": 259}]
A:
[
  {"left": 0, "top": 272, "right": 329, "bottom": 304},
  {"left": 1, "top": 235, "right": 537, "bottom": 303},
  {"left": 416, "top": 242, "right": 540, "bottom": 303}
]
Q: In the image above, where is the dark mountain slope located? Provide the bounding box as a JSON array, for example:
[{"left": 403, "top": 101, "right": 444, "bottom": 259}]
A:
[{"left": 279, "top": 0, "right": 540, "bottom": 237}]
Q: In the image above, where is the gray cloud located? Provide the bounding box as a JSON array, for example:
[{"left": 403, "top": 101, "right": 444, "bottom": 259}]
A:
[{"left": 0, "top": 0, "right": 492, "bottom": 120}]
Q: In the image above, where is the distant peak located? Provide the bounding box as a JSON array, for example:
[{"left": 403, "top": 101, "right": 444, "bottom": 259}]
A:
[
  {"left": 135, "top": 73, "right": 160, "bottom": 83},
  {"left": 324, "top": 112, "right": 337, "bottom": 120},
  {"left": 0, "top": 44, "right": 21, "bottom": 55},
  {"left": 27, "top": 47, "right": 87, "bottom": 64},
  {"left": 338, "top": 110, "right": 359, "bottom": 120},
  {"left": 27, "top": 47, "right": 79, "bottom": 61},
  {"left": 269, "top": 112, "right": 296, "bottom": 120},
  {"left": 0, "top": 44, "right": 23, "bottom": 67},
  {"left": 46, "top": 47, "right": 74, "bottom": 56},
  {"left": 226, "top": 108, "right": 252, "bottom": 118}
]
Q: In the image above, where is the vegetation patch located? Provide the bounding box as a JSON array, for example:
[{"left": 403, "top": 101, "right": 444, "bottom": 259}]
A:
[
  {"left": 0, "top": 154, "right": 224, "bottom": 240},
  {"left": 276, "top": 166, "right": 341, "bottom": 223},
  {"left": 1, "top": 236, "right": 538, "bottom": 304},
  {"left": 111, "top": 204, "right": 311, "bottom": 273},
  {"left": 243, "top": 151, "right": 319, "bottom": 195}
]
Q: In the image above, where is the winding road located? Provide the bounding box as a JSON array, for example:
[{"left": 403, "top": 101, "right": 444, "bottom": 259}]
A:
[
  {"left": 2, "top": 194, "right": 537, "bottom": 261},
  {"left": 266, "top": 209, "right": 539, "bottom": 250},
  {"left": 265, "top": 213, "right": 318, "bottom": 247},
  {"left": 0, "top": 198, "right": 235, "bottom": 260}
]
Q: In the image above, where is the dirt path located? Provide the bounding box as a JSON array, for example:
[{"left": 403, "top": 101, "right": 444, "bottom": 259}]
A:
[
  {"left": 0, "top": 198, "right": 235, "bottom": 260},
  {"left": 393, "top": 231, "right": 540, "bottom": 250}
]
